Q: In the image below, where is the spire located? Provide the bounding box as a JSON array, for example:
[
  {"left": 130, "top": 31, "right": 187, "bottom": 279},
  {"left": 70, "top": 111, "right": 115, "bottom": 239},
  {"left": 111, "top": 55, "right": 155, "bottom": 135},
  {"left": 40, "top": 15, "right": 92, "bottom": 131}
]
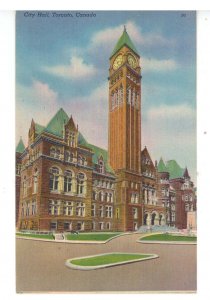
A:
[
  {"left": 16, "top": 137, "right": 25, "bottom": 153},
  {"left": 183, "top": 167, "right": 190, "bottom": 179},
  {"left": 110, "top": 28, "right": 139, "bottom": 58}
]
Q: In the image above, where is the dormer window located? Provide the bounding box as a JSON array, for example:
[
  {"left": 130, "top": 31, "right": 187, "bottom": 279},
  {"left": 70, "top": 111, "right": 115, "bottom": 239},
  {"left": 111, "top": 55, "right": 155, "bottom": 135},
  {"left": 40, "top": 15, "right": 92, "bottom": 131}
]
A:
[{"left": 98, "top": 160, "right": 104, "bottom": 174}]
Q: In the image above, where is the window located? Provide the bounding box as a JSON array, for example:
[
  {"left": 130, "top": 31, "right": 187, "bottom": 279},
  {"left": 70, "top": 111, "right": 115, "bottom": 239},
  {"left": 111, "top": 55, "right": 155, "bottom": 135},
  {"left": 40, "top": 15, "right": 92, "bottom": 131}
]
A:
[
  {"left": 105, "top": 206, "right": 113, "bottom": 218},
  {"left": 116, "top": 208, "right": 120, "bottom": 219},
  {"left": 77, "top": 221, "right": 84, "bottom": 231},
  {"left": 70, "top": 132, "right": 75, "bottom": 147},
  {"left": 106, "top": 222, "right": 111, "bottom": 230},
  {"left": 77, "top": 173, "right": 85, "bottom": 195},
  {"left": 98, "top": 160, "right": 104, "bottom": 174},
  {"left": 26, "top": 202, "right": 30, "bottom": 216},
  {"left": 109, "top": 193, "right": 113, "bottom": 203},
  {"left": 91, "top": 204, "right": 96, "bottom": 217},
  {"left": 99, "top": 205, "right": 103, "bottom": 217},
  {"left": 64, "top": 201, "right": 73, "bottom": 216},
  {"left": 91, "top": 222, "right": 96, "bottom": 230},
  {"left": 64, "top": 222, "right": 71, "bottom": 231},
  {"left": 98, "top": 191, "right": 103, "bottom": 201},
  {"left": 23, "top": 176, "right": 27, "bottom": 196},
  {"left": 49, "top": 200, "right": 61, "bottom": 215},
  {"left": 172, "top": 212, "right": 175, "bottom": 222},
  {"left": 133, "top": 208, "right": 138, "bottom": 219},
  {"left": 93, "top": 190, "right": 97, "bottom": 200},
  {"left": 64, "top": 170, "right": 72, "bottom": 193},
  {"left": 33, "top": 169, "right": 38, "bottom": 194},
  {"left": 76, "top": 202, "right": 85, "bottom": 217},
  {"left": 99, "top": 222, "right": 104, "bottom": 230},
  {"left": 185, "top": 203, "right": 189, "bottom": 212},
  {"left": 49, "top": 167, "right": 59, "bottom": 191},
  {"left": 16, "top": 164, "right": 21, "bottom": 175},
  {"left": 50, "top": 222, "right": 57, "bottom": 231},
  {"left": 32, "top": 200, "right": 36, "bottom": 215},
  {"left": 21, "top": 203, "right": 24, "bottom": 217}
]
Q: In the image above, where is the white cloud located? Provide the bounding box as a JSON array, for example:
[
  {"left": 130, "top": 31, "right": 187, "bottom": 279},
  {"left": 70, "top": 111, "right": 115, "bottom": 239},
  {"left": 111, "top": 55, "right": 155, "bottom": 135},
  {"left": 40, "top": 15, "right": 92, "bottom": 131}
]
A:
[
  {"left": 43, "top": 56, "right": 97, "bottom": 80},
  {"left": 142, "top": 103, "right": 196, "bottom": 183},
  {"left": 90, "top": 20, "right": 175, "bottom": 50},
  {"left": 141, "top": 57, "right": 178, "bottom": 72},
  {"left": 16, "top": 80, "right": 59, "bottom": 146}
]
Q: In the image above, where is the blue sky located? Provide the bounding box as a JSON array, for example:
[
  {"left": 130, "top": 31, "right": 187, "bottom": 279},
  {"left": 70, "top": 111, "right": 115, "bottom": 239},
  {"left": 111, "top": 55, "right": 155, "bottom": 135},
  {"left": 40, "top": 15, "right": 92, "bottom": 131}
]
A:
[{"left": 16, "top": 11, "right": 196, "bottom": 182}]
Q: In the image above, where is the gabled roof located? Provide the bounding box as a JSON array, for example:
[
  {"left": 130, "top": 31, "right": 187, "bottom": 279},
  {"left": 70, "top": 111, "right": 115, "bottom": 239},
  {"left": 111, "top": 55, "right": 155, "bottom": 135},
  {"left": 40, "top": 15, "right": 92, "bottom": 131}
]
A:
[
  {"left": 157, "top": 157, "right": 168, "bottom": 172},
  {"left": 166, "top": 160, "right": 184, "bottom": 180},
  {"left": 16, "top": 138, "right": 25, "bottom": 153},
  {"left": 44, "top": 108, "right": 69, "bottom": 137},
  {"left": 110, "top": 28, "right": 139, "bottom": 58}
]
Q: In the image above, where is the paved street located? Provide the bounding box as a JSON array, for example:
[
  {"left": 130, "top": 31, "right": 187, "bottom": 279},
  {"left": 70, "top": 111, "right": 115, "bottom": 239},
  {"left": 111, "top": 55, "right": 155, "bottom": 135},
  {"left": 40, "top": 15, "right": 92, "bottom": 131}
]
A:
[{"left": 16, "top": 233, "right": 196, "bottom": 293}]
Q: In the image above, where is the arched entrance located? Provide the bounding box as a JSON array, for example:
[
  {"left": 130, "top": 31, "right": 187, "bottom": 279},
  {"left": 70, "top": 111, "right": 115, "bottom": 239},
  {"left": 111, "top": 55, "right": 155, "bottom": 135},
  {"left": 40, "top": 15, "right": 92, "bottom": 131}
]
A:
[
  {"left": 151, "top": 212, "right": 156, "bottom": 225},
  {"left": 144, "top": 213, "right": 148, "bottom": 225}
]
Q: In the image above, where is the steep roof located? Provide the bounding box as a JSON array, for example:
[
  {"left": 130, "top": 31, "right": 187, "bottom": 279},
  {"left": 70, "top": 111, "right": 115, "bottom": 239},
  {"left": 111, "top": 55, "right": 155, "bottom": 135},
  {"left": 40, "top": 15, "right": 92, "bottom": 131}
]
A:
[
  {"left": 44, "top": 108, "right": 69, "bottom": 137},
  {"left": 111, "top": 28, "right": 139, "bottom": 58},
  {"left": 157, "top": 158, "right": 168, "bottom": 172},
  {"left": 166, "top": 160, "right": 184, "bottom": 179},
  {"left": 16, "top": 138, "right": 25, "bottom": 153},
  {"left": 35, "top": 123, "right": 45, "bottom": 135}
]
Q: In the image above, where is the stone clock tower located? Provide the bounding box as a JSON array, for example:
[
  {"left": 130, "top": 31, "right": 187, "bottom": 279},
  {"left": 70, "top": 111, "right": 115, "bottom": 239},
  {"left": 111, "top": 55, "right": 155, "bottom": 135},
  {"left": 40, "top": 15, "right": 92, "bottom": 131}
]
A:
[{"left": 108, "top": 27, "right": 142, "bottom": 231}]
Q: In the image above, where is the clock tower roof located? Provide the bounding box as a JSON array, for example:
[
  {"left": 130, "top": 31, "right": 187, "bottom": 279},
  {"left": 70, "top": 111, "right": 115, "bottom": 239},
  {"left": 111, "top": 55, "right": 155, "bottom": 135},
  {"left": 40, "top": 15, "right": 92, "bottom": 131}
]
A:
[{"left": 110, "top": 27, "right": 139, "bottom": 58}]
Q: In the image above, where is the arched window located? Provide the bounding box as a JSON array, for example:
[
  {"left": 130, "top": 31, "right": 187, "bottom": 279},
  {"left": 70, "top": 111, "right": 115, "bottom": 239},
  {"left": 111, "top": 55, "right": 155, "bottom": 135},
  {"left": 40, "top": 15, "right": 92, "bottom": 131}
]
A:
[
  {"left": 64, "top": 170, "right": 72, "bottom": 193},
  {"left": 65, "top": 151, "right": 70, "bottom": 162},
  {"left": 49, "top": 167, "right": 60, "bottom": 191},
  {"left": 70, "top": 132, "right": 75, "bottom": 147},
  {"left": 23, "top": 176, "right": 27, "bottom": 196},
  {"left": 77, "top": 173, "right": 85, "bottom": 195},
  {"left": 33, "top": 168, "right": 38, "bottom": 194}
]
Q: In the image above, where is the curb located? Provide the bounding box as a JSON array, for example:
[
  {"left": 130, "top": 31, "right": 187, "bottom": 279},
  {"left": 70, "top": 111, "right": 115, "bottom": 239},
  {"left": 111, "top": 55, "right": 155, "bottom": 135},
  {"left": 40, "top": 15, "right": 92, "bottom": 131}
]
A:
[{"left": 65, "top": 252, "right": 159, "bottom": 271}]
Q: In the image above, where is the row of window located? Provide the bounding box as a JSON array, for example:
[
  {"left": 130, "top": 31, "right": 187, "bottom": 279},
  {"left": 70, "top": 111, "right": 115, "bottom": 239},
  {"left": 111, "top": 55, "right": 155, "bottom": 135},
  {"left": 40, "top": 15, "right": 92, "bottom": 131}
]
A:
[
  {"left": 49, "top": 167, "right": 86, "bottom": 195},
  {"left": 50, "top": 147, "right": 87, "bottom": 166},
  {"left": 92, "top": 191, "right": 113, "bottom": 202},
  {"left": 142, "top": 171, "right": 155, "bottom": 178},
  {"left": 182, "top": 194, "right": 193, "bottom": 202},
  {"left": 21, "top": 200, "right": 36, "bottom": 217},
  {"left": 50, "top": 221, "right": 112, "bottom": 231},
  {"left": 93, "top": 180, "right": 114, "bottom": 189},
  {"left": 91, "top": 204, "right": 113, "bottom": 218},
  {"left": 49, "top": 200, "right": 85, "bottom": 216},
  {"left": 130, "top": 193, "right": 139, "bottom": 204}
]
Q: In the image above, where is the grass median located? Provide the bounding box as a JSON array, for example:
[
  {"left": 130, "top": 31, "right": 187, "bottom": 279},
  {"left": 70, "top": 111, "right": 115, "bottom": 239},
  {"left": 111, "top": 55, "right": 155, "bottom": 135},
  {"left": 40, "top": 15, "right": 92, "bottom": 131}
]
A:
[
  {"left": 16, "top": 233, "right": 54, "bottom": 240},
  {"left": 140, "top": 233, "right": 197, "bottom": 242},
  {"left": 66, "top": 233, "right": 121, "bottom": 241},
  {"left": 70, "top": 253, "right": 152, "bottom": 267}
]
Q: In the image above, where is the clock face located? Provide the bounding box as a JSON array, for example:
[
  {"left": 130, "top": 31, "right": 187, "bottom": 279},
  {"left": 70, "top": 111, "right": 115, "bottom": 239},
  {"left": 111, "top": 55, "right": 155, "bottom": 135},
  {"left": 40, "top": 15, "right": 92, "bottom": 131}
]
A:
[
  {"left": 128, "top": 54, "right": 137, "bottom": 68},
  {"left": 113, "top": 54, "right": 123, "bottom": 70}
]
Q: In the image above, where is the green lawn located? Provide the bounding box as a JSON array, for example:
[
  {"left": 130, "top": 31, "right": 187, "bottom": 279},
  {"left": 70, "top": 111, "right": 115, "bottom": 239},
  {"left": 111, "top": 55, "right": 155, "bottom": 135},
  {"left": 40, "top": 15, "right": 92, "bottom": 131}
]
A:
[
  {"left": 71, "top": 253, "right": 152, "bottom": 266},
  {"left": 141, "top": 233, "right": 197, "bottom": 242},
  {"left": 16, "top": 233, "right": 54, "bottom": 240},
  {"left": 66, "top": 233, "right": 121, "bottom": 241}
]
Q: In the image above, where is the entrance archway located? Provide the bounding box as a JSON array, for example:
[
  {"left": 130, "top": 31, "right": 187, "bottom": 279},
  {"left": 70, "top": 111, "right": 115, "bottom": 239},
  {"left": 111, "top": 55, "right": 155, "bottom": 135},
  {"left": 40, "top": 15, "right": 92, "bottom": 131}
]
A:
[
  {"left": 144, "top": 213, "right": 148, "bottom": 225},
  {"left": 151, "top": 213, "right": 156, "bottom": 225}
]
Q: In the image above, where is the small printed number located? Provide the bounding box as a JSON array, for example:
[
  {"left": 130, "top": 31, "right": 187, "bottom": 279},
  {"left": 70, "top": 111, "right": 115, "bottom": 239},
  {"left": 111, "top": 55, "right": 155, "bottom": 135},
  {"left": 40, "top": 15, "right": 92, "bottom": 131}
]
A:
[{"left": 181, "top": 13, "right": 186, "bottom": 17}]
